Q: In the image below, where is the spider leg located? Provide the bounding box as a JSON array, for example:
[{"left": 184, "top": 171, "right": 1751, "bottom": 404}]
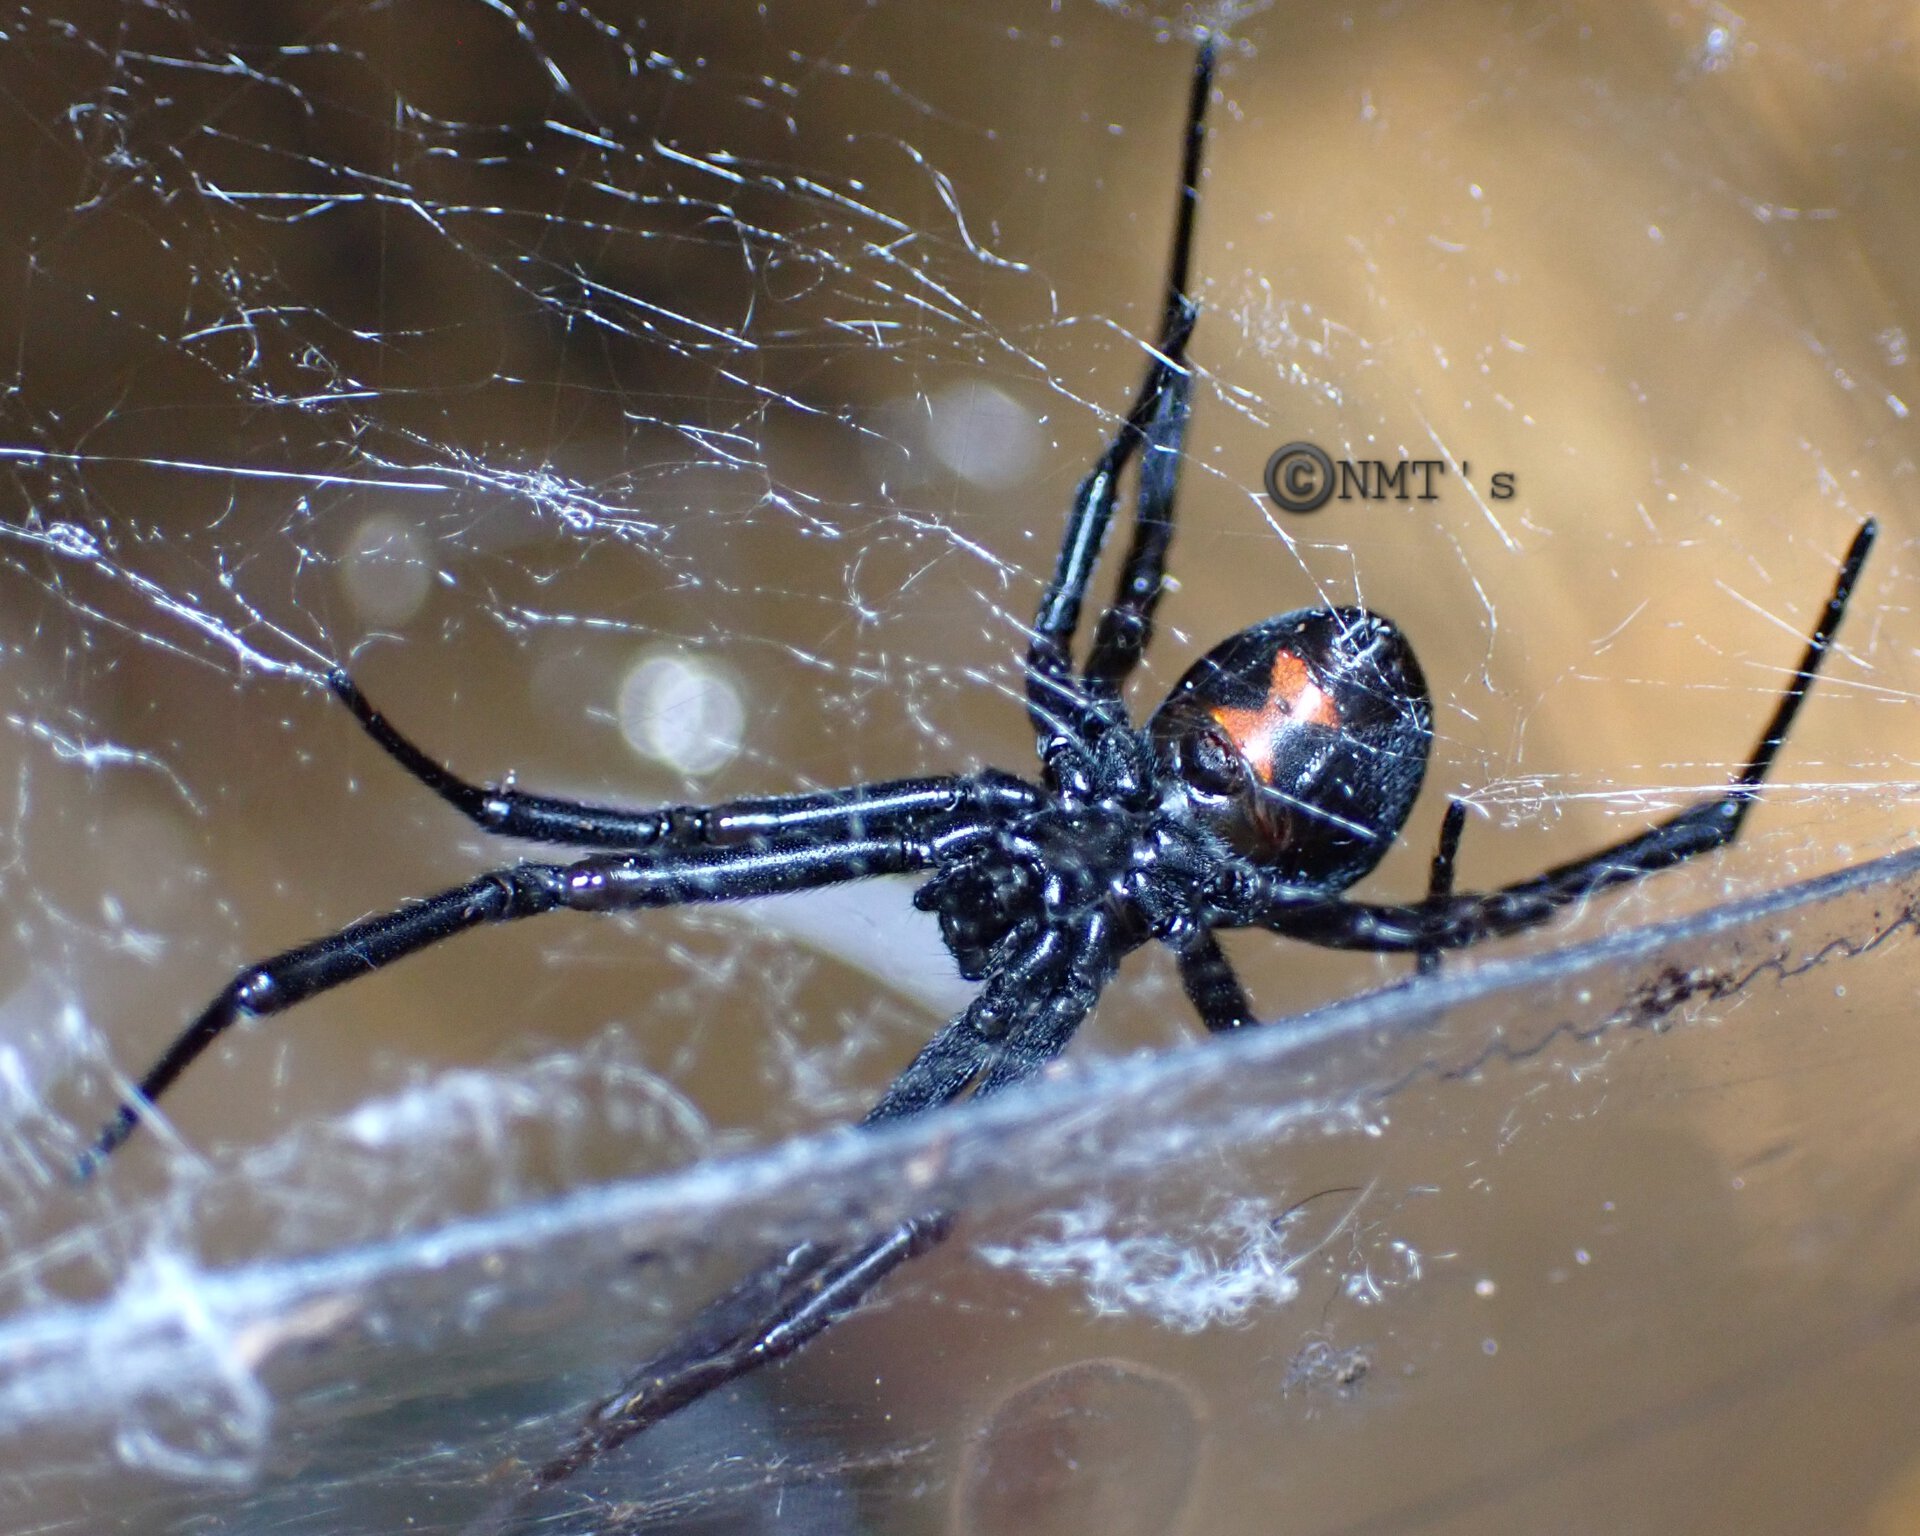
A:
[
  {"left": 1244, "top": 519, "right": 1875, "bottom": 956},
  {"left": 1415, "top": 799, "right": 1469, "bottom": 976},
  {"left": 1082, "top": 40, "right": 1216, "bottom": 691},
  {"left": 1178, "top": 796, "right": 1459, "bottom": 1024},
  {"left": 488, "top": 1213, "right": 952, "bottom": 1528},
  {"left": 1176, "top": 929, "right": 1257, "bottom": 1032},
  {"left": 971, "top": 910, "right": 1117, "bottom": 1094},
  {"left": 1027, "top": 319, "right": 1197, "bottom": 747},
  {"left": 1026, "top": 42, "right": 1214, "bottom": 750},
  {"left": 862, "top": 918, "right": 1062, "bottom": 1120},
  {"left": 506, "top": 915, "right": 1113, "bottom": 1509},
  {"left": 1180, "top": 801, "right": 1458, "bottom": 1027},
  {"left": 328, "top": 668, "right": 1041, "bottom": 849},
  {"left": 79, "top": 832, "right": 956, "bottom": 1174}
]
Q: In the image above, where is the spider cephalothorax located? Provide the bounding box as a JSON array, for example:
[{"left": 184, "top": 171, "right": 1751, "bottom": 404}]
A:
[
  {"left": 74, "top": 34, "right": 1874, "bottom": 1514},
  {"left": 923, "top": 609, "right": 1432, "bottom": 980}
]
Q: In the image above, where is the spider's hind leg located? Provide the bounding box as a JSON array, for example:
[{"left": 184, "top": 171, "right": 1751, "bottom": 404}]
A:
[
  {"left": 1251, "top": 519, "right": 1878, "bottom": 956},
  {"left": 1081, "top": 41, "right": 1217, "bottom": 694},
  {"left": 1025, "top": 43, "right": 1215, "bottom": 744},
  {"left": 1176, "top": 929, "right": 1256, "bottom": 1032},
  {"left": 1082, "top": 319, "right": 1198, "bottom": 692},
  {"left": 1416, "top": 799, "right": 1469, "bottom": 976}
]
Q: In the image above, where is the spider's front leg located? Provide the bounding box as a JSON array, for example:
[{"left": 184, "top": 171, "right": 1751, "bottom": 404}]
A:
[
  {"left": 77, "top": 826, "right": 990, "bottom": 1173},
  {"left": 474, "top": 912, "right": 1116, "bottom": 1526},
  {"left": 328, "top": 667, "right": 1041, "bottom": 850}
]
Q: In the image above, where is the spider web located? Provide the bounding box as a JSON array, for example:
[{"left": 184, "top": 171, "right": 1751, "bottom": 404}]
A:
[{"left": 1, "top": 2, "right": 1919, "bottom": 1532}]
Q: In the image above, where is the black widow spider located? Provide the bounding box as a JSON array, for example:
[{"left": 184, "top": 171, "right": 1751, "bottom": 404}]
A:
[{"left": 80, "top": 34, "right": 1873, "bottom": 1507}]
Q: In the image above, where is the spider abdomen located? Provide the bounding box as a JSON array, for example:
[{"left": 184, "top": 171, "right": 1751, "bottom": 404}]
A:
[{"left": 1147, "top": 607, "right": 1433, "bottom": 891}]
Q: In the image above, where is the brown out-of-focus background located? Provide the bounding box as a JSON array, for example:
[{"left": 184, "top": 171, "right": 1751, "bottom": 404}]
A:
[{"left": 2, "top": 0, "right": 1920, "bottom": 1532}]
